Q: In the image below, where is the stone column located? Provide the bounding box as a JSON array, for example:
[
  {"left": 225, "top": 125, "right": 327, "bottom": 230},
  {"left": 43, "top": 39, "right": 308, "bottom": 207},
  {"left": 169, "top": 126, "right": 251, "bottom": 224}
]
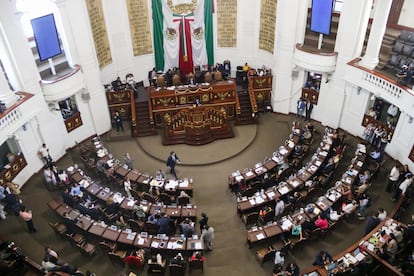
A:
[
  {"left": 359, "top": 0, "right": 393, "bottom": 69},
  {"left": 0, "top": 68, "right": 17, "bottom": 107}
]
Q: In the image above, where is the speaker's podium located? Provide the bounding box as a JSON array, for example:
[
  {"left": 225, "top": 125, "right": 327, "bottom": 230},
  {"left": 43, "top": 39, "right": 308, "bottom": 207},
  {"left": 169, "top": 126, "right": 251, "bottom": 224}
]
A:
[{"left": 162, "top": 106, "right": 234, "bottom": 145}]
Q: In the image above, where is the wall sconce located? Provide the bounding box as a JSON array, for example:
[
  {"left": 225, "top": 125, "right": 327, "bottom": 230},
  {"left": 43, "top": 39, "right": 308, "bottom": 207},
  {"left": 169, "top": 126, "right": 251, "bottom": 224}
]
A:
[
  {"left": 409, "top": 116, "right": 413, "bottom": 124},
  {"left": 357, "top": 87, "right": 362, "bottom": 95},
  {"left": 325, "top": 74, "right": 332, "bottom": 83}
]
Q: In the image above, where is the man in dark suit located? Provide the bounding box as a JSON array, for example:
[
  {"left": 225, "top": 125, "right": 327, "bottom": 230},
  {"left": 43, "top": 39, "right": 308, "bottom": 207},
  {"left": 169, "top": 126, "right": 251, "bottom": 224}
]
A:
[
  {"left": 166, "top": 151, "right": 180, "bottom": 179},
  {"left": 305, "top": 100, "right": 313, "bottom": 121}
]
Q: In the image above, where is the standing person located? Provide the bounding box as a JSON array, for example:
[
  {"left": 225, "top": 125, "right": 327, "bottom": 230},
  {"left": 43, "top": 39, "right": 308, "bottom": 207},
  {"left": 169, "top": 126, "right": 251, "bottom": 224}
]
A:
[
  {"left": 393, "top": 173, "right": 413, "bottom": 202},
  {"left": 199, "top": 212, "right": 209, "bottom": 232},
  {"left": 19, "top": 206, "right": 37, "bottom": 233},
  {"left": 296, "top": 98, "right": 306, "bottom": 119},
  {"left": 38, "top": 143, "right": 52, "bottom": 166},
  {"left": 124, "top": 153, "right": 133, "bottom": 170},
  {"left": 113, "top": 112, "right": 124, "bottom": 132},
  {"left": 305, "top": 99, "right": 313, "bottom": 121},
  {"left": 386, "top": 163, "right": 400, "bottom": 193},
  {"left": 166, "top": 151, "right": 181, "bottom": 179},
  {"left": 201, "top": 225, "right": 215, "bottom": 250},
  {"left": 124, "top": 177, "right": 132, "bottom": 198}
]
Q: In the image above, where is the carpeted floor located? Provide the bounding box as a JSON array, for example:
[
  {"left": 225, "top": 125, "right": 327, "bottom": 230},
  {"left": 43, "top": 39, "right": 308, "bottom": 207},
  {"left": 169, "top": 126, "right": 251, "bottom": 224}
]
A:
[{"left": 0, "top": 112, "right": 412, "bottom": 276}]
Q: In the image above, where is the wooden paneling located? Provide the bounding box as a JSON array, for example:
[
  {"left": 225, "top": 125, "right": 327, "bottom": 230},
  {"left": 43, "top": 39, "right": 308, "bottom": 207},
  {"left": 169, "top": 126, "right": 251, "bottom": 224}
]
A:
[
  {"left": 0, "top": 154, "right": 27, "bottom": 184},
  {"left": 64, "top": 112, "right": 83, "bottom": 133}
]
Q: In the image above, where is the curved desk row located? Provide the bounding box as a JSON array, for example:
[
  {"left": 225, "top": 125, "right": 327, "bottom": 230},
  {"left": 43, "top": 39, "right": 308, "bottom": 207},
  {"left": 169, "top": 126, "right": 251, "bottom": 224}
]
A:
[
  {"left": 237, "top": 128, "right": 335, "bottom": 215},
  {"left": 301, "top": 218, "right": 405, "bottom": 276},
  {"left": 47, "top": 199, "right": 204, "bottom": 253},
  {"left": 66, "top": 165, "right": 198, "bottom": 220},
  {"left": 246, "top": 144, "right": 367, "bottom": 248}
]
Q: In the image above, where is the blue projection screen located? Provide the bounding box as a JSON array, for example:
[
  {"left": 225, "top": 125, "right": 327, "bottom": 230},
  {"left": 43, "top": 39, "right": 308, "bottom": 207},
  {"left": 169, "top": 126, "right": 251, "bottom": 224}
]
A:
[
  {"left": 310, "top": 0, "right": 334, "bottom": 35},
  {"left": 31, "top": 14, "right": 62, "bottom": 61}
]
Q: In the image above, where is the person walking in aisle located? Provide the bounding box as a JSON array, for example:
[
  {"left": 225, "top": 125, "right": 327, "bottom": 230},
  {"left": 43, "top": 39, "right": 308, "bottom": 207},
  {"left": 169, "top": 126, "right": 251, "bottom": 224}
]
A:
[
  {"left": 166, "top": 151, "right": 181, "bottom": 179},
  {"left": 19, "top": 206, "right": 37, "bottom": 233}
]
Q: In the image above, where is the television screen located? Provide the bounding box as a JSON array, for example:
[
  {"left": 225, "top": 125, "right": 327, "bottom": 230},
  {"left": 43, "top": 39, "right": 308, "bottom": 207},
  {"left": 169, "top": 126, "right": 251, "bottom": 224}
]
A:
[
  {"left": 310, "top": 0, "right": 334, "bottom": 35},
  {"left": 31, "top": 14, "right": 62, "bottom": 61}
]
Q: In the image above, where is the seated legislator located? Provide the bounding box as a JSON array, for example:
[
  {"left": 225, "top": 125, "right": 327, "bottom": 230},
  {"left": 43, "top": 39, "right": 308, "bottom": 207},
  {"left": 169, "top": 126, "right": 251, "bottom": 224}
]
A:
[{"left": 312, "top": 250, "right": 333, "bottom": 266}]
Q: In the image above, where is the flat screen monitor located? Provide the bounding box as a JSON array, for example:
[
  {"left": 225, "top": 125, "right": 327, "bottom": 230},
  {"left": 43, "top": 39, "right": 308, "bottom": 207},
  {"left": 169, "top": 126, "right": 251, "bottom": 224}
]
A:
[
  {"left": 310, "top": 0, "right": 334, "bottom": 35},
  {"left": 31, "top": 14, "right": 62, "bottom": 61}
]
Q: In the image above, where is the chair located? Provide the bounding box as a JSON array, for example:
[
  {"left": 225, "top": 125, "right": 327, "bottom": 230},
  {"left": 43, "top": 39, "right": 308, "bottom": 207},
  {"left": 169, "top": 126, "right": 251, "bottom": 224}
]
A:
[
  {"left": 178, "top": 196, "right": 190, "bottom": 206},
  {"left": 143, "top": 222, "right": 160, "bottom": 235},
  {"left": 289, "top": 232, "right": 308, "bottom": 250},
  {"left": 204, "top": 72, "right": 212, "bottom": 82},
  {"left": 169, "top": 263, "right": 186, "bottom": 276},
  {"left": 402, "top": 45, "right": 414, "bottom": 57},
  {"left": 142, "top": 192, "right": 158, "bottom": 203},
  {"left": 65, "top": 232, "right": 85, "bottom": 247},
  {"left": 130, "top": 189, "right": 141, "bottom": 200},
  {"left": 307, "top": 228, "right": 325, "bottom": 241},
  {"left": 385, "top": 54, "right": 401, "bottom": 70},
  {"left": 124, "top": 255, "right": 144, "bottom": 270},
  {"left": 258, "top": 209, "right": 274, "bottom": 225},
  {"left": 128, "top": 219, "right": 144, "bottom": 232},
  {"left": 173, "top": 74, "right": 181, "bottom": 86},
  {"left": 223, "top": 60, "right": 231, "bottom": 77},
  {"left": 147, "top": 263, "right": 165, "bottom": 274},
  {"left": 214, "top": 71, "right": 222, "bottom": 81},
  {"left": 255, "top": 246, "right": 275, "bottom": 266},
  {"left": 272, "top": 238, "right": 291, "bottom": 253},
  {"left": 98, "top": 241, "right": 117, "bottom": 254},
  {"left": 397, "top": 30, "right": 411, "bottom": 43},
  {"left": 189, "top": 259, "right": 204, "bottom": 272},
  {"left": 108, "top": 251, "right": 126, "bottom": 267},
  {"left": 76, "top": 241, "right": 97, "bottom": 257},
  {"left": 159, "top": 193, "right": 174, "bottom": 205},
  {"left": 157, "top": 75, "right": 166, "bottom": 87},
  {"left": 392, "top": 41, "right": 405, "bottom": 54},
  {"left": 241, "top": 212, "right": 259, "bottom": 229},
  {"left": 48, "top": 222, "right": 67, "bottom": 239}
]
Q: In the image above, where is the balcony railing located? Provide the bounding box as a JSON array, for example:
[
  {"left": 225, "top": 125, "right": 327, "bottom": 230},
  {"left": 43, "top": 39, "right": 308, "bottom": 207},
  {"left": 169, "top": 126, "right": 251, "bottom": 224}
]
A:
[{"left": 345, "top": 58, "right": 414, "bottom": 117}]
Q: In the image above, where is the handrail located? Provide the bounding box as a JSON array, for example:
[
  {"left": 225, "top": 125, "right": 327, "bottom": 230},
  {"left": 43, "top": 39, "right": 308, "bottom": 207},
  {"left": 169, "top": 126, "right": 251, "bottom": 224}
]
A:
[
  {"left": 295, "top": 43, "right": 338, "bottom": 56},
  {"left": 0, "top": 92, "right": 34, "bottom": 121}
]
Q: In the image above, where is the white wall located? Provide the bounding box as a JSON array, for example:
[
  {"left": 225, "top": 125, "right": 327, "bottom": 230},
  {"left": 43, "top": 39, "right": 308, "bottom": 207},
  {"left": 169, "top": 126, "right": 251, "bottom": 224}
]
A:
[{"left": 398, "top": 0, "right": 414, "bottom": 28}]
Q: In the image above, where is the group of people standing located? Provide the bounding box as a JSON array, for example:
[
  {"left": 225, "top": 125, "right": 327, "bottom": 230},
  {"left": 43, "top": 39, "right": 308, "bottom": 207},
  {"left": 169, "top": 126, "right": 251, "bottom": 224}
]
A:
[{"left": 296, "top": 98, "right": 313, "bottom": 121}]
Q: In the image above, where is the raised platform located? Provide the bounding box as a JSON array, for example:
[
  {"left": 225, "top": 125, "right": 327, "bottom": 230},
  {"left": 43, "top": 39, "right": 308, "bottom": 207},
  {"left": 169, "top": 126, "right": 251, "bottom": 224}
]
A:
[{"left": 136, "top": 123, "right": 257, "bottom": 166}]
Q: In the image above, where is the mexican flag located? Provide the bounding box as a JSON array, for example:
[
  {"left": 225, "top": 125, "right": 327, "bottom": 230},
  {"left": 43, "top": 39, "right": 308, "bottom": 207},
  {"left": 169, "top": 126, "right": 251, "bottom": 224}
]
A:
[{"left": 152, "top": 0, "right": 214, "bottom": 76}]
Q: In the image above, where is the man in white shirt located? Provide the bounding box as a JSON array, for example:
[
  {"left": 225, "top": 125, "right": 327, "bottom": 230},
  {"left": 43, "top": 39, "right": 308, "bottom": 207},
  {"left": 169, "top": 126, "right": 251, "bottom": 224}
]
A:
[
  {"left": 39, "top": 143, "right": 52, "bottom": 165},
  {"left": 275, "top": 198, "right": 285, "bottom": 217},
  {"left": 274, "top": 251, "right": 285, "bottom": 266},
  {"left": 124, "top": 177, "right": 132, "bottom": 198},
  {"left": 387, "top": 163, "right": 400, "bottom": 193},
  {"left": 393, "top": 174, "right": 413, "bottom": 202}
]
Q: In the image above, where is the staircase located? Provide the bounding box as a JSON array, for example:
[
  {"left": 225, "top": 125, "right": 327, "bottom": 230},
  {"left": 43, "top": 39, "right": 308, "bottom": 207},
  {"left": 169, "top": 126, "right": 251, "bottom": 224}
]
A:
[
  {"left": 235, "top": 89, "right": 257, "bottom": 125},
  {"left": 134, "top": 100, "right": 157, "bottom": 137}
]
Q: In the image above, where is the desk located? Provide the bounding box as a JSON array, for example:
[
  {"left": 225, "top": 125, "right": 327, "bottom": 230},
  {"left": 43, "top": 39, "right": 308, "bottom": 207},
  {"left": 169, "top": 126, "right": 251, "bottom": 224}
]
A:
[
  {"left": 263, "top": 223, "right": 283, "bottom": 238},
  {"left": 71, "top": 171, "right": 84, "bottom": 183},
  {"left": 86, "top": 183, "right": 102, "bottom": 196},
  {"left": 116, "top": 166, "right": 129, "bottom": 178},
  {"left": 55, "top": 204, "right": 72, "bottom": 216},
  {"left": 89, "top": 222, "right": 107, "bottom": 236},
  {"left": 48, "top": 198, "right": 63, "bottom": 211},
  {"left": 102, "top": 227, "right": 122, "bottom": 242},
  {"left": 120, "top": 198, "right": 137, "bottom": 211},
  {"left": 181, "top": 206, "right": 197, "bottom": 219},
  {"left": 67, "top": 209, "right": 81, "bottom": 221},
  {"left": 118, "top": 231, "right": 137, "bottom": 245},
  {"left": 149, "top": 204, "right": 166, "bottom": 215},
  {"left": 165, "top": 205, "right": 181, "bottom": 219},
  {"left": 291, "top": 210, "right": 310, "bottom": 225},
  {"left": 263, "top": 159, "right": 277, "bottom": 171},
  {"left": 247, "top": 227, "right": 266, "bottom": 247},
  {"left": 75, "top": 215, "right": 93, "bottom": 231},
  {"left": 133, "top": 234, "right": 152, "bottom": 248},
  {"left": 186, "top": 238, "right": 204, "bottom": 251},
  {"left": 167, "top": 236, "right": 186, "bottom": 251},
  {"left": 242, "top": 170, "right": 257, "bottom": 182},
  {"left": 126, "top": 170, "right": 140, "bottom": 182},
  {"left": 151, "top": 237, "right": 168, "bottom": 250},
  {"left": 96, "top": 189, "right": 113, "bottom": 202},
  {"left": 315, "top": 196, "right": 333, "bottom": 212}
]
